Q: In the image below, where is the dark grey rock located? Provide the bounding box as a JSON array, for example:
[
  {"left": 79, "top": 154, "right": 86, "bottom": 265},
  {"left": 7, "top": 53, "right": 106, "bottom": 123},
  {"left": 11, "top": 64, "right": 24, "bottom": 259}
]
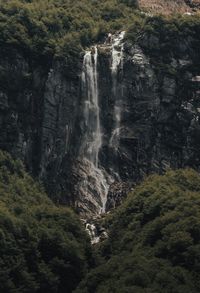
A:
[{"left": 0, "top": 30, "right": 200, "bottom": 216}]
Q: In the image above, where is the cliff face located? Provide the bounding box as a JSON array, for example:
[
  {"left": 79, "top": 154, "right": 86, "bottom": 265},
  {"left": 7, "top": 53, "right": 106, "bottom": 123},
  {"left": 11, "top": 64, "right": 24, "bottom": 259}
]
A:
[
  {"left": 97, "top": 29, "right": 200, "bottom": 212},
  {"left": 0, "top": 48, "right": 45, "bottom": 173},
  {"left": 0, "top": 46, "right": 82, "bottom": 203},
  {"left": 0, "top": 23, "right": 200, "bottom": 216}
]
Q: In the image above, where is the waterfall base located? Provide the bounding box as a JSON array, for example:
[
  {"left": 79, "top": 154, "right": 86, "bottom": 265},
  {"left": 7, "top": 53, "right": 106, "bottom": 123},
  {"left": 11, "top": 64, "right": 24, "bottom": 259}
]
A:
[{"left": 72, "top": 158, "right": 113, "bottom": 217}]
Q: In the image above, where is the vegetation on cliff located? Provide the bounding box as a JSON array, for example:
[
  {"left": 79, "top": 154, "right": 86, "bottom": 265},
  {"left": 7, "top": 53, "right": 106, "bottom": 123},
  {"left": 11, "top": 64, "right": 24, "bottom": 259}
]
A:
[
  {"left": 0, "top": 0, "right": 138, "bottom": 59},
  {"left": 127, "top": 13, "right": 200, "bottom": 53},
  {"left": 0, "top": 0, "right": 199, "bottom": 62},
  {"left": 0, "top": 151, "right": 91, "bottom": 293},
  {"left": 76, "top": 169, "right": 200, "bottom": 292},
  {"left": 126, "top": 13, "right": 200, "bottom": 78}
]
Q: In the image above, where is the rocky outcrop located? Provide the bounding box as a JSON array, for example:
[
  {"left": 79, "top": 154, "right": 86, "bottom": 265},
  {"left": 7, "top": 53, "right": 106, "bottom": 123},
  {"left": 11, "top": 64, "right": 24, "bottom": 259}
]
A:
[
  {"left": 0, "top": 26, "right": 200, "bottom": 216},
  {"left": 139, "top": 0, "right": 200, "bottom": 14}
]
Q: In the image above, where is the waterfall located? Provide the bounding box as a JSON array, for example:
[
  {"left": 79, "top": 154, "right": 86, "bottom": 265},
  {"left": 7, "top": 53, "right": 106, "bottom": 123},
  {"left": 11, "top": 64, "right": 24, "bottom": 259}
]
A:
[
  {"left": 80, "top": 46, "right": 110, "bottom": 214},
  {"left": 111, "top": 31, "right": 125, "bottom": 74},
  {"left": 85, "top": 223, "right": 100, "bottom": 245},
  {"left": 81, "top": 46, "right": 101, "bottom": 167},
  {"left": 110, "top": 31, "right": 125, "bottom": 147}
]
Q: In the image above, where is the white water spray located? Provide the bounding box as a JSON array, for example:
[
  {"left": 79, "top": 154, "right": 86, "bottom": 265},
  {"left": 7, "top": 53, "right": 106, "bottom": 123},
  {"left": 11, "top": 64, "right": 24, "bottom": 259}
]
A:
[
  {"left": 110, "top": 31, "right": 125, "bottom": 147},
  {"left": 81, "top": 47, "right": 109, "bottom": 214},
  {"left": 81, "top": 46, "right": 102, "bottom": 167},
  {"left": 111, "top": 31, "right": 125, "bottom": 74}
]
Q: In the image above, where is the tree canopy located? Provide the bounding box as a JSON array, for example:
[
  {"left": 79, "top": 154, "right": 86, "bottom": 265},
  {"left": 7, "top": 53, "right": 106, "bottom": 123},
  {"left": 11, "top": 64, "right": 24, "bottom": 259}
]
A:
[{"left": 0, "top": 0, "right": 138, "bottom": 58}]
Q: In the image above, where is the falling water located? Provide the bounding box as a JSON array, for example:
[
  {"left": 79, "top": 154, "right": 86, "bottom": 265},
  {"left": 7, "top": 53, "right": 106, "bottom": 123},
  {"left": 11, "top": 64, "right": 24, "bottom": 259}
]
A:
[
  {"left": 81, "top": 47, "right": 110, "bottom": 214},
  {"left": 81, "top": 46, "right": 102, "bottom": 167},
  {"left": 111, "top": 31, "right": 126, "bottom": 74},
  {"left": 110, "top": 31, "right": 125, "bottom": 147},
  {"left": 85, "top": 223, "right": 100, "bottom": 245}
]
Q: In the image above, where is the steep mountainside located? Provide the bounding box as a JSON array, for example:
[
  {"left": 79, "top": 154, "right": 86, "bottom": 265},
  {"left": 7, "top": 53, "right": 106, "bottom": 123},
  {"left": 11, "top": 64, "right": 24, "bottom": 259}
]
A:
[
  {"left": 0, "top": 12, "right": 200, "bottom": 216},
  {"left": 0, "top": 1, "right": 200, "bottom": 217},
  {"left": 1, "top": 1, "right": 200, "bottom": 292},
  {"left": 76, "top": 169, "right": 200, "bottom": 293}
]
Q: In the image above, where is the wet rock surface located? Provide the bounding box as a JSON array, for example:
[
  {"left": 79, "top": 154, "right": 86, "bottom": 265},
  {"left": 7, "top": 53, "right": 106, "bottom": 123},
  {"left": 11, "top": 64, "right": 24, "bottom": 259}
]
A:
[
  {"left": 0, "top": 30, "right": 200, "bottom": 216},
  {"left": 83, "top": 215, "right": 108, "bottom": 245}
]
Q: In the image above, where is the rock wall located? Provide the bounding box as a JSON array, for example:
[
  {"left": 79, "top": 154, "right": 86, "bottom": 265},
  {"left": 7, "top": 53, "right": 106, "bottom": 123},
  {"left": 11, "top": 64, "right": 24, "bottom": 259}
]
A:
[{"left": 0, "top": 28, "right": 200, "bottom": 216}]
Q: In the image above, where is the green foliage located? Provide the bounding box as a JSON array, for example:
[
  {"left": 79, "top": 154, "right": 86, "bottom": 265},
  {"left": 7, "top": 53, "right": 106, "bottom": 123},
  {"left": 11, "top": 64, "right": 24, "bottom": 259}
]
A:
[
  {"left": 2, "top": 0, "right": 198, "bottom": 64},
  {"left": 76, "top": 169, "right": 200, "bottom": 292},
  {"left": 0, "top": 0, "right": 138, "bottom": 59},
  {"left": 0, "top": 151, "right": 91, "bottom": 293}
]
